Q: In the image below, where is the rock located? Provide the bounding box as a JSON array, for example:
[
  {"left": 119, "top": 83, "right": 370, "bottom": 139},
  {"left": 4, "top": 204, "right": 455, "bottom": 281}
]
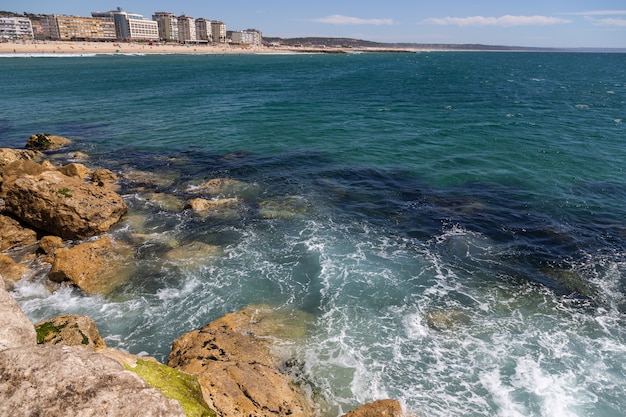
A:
[
  {"left": 38, "top": 235, "right": 65, "bottom": 255},
  {"left": 259, "top": 196, "right": 312, "bottom": 219},
  {"left": 92, "top": 168, "right": 119, "bottom": 183},
  {"left": 146, "top": 192, "right": 186, "bottom": 211},
  {"left": 0, "top": 345, "right": 186, "bottom": 417},
  {"left": 188, "top": 178, "right": 257, "bottom": 199},
  {"left": 342, "top": 399, "right": 405, "bottom": 417},
  {"left": 0, "top": 148, "right": 41, "bottom": 172},
  {"left": 124, "top": 169, "right": 177, "bottom": 189},
  {"left": 185, "top": 197, "right": 241, "bottom": 218},
  {"left": 423, "top": 309, "right": 470, "bottom": 331},
  {"left": 25, "top": 133, "right": 71, "bottom": 150},
  {"left": 164, "top": 241, "right": 223, "bottom": 269},
  {"left": 48, "top": 236, "right": 134, "bottom": 295},
  {"left": 35, "top": 315, "right": 106, "bottom": 350},
  {"left": 3, "top": 170, "right": 127, "bottom": 239},
  {"left": 0, "top": 254, "right": 32, "bottom": 289},
  {"left": 0, "top": 279, "right": 37, "bottom": 350},
  {"left": 57, "top": 162, "right": 92, "bottom": 179},
  {"left": 168, "top": 305, "right": 313, "bottom": 417},
  {"left": 0, "top": 214, "right": 37, "bottom": 252}
]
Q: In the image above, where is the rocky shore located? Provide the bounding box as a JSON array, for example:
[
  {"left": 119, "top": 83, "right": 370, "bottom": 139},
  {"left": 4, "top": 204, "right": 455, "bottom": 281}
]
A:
[{"left": 0, "top": 134, "right": 410, "bottom": 416}]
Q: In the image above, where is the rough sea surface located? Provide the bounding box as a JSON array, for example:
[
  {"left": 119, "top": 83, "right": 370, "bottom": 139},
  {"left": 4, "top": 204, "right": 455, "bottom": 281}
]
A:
[{"left": 1, "top": 51, "right": 625, "bottom": 416}]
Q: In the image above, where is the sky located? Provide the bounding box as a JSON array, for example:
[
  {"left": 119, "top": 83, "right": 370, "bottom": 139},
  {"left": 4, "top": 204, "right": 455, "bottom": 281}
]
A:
[{"left": 3, "top": 1, "right": 625, "bottom": 48}]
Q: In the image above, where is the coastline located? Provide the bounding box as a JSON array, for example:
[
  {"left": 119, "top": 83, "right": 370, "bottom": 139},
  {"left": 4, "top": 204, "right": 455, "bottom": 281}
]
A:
[{"left": 0, "top": 40, "right": 420, "bottom": 55}]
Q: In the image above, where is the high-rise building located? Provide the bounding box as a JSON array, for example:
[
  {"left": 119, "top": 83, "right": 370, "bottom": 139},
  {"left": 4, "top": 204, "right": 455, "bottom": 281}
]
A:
[
  {"left": 0, "top": 16, "right": 34, "bottom": 40},
  {"left": 177, "top": 15, "right": 196, "bottom": 42},
  {"left": 40, "top": 15, "right": 115, "bottom": 41},
  {"left": 231, "top": 29, "right": 262, "bottom": 46},
  {"left": 152, "top": 11, "right": 178, "bottom": 42},
  {"left": 92, "top": 8, "right": 158, "bottom": 41},
  {"left": 211, "top": 20, "right": 226, "bottom": 43},
  {"left": 195, "top": 18, "right": 211, "bottom": 42}
]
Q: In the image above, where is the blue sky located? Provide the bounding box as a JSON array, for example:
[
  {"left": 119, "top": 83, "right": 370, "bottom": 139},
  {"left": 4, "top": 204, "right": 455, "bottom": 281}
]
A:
[{"left": 3, "top": 1, "right": 625, "bottom": 48}]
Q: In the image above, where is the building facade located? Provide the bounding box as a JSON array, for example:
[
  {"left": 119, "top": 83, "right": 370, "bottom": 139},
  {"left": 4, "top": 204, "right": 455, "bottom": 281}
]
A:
[
  {"left": 41, "top": 15, "right": 115, "bottom": 41},
  {"left": 195, "top": 18, "right": 211, "bottom": 42},
  {"left": 177, "top": 15, "right": 196, "bottom": 42},
  {"left": 152, "top": 12, "right": 178, "bottom": 42},
  {"left": 0, "top": 16, "right": 34, "bottom": 40},
  {"left": 92, "top": 9, "right": 158, "bottom": 41},
  {"left": 211, "top": 20, "right": 226, "bottom": 43},
  {"left": 231, "top": 29, "right": 262, "bottom": 46}
]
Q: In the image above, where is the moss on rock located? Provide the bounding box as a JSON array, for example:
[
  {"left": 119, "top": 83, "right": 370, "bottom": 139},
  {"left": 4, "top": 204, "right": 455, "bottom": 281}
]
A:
[{"left": 125, "top": 359, "right": 216, "bottom": 417}]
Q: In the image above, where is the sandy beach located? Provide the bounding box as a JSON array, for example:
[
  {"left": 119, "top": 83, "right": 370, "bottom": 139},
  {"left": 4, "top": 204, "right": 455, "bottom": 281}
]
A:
[{"left": 0, "top": 40, "right": 421, "bottom": 55}]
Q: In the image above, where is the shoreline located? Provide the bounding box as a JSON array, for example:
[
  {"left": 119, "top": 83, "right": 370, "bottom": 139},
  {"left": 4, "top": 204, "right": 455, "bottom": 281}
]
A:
[{"left": 0, "top": 40, "right": 422, "bottom": 55}]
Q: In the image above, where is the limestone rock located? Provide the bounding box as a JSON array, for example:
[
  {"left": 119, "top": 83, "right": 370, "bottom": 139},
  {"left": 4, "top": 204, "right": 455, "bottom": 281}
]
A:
[
  {"left": 35, "top": 314, "right": 106, "bottom": 350},
  {"left": 0, "top": 279, "right": 36, "bottom": 351},
  {"left": 92, "top": 168, "right": 119, "bottom": 183},
  {"left": 168, "top": 305, "right": 313, "bottom": 417},
  {"left": 164, "top": 241, "right": 223, "bottom": 269},
  {"left": 0, "top": 214, "right": 37, "bottom": 251},
  {"left": 185, "top": 197, "right": 241, "bottom": 219},
  {"left": 146, "top": 192, "right": 186, "bottom": 211},
  {"left": 3, "top": 170, "right": 127, "bottom": 239},
  {"left": 124, "top": 169, "right": 177, "bottom": 189},
  {"left": 25, "top": 133, "right": 71, "bottom": 150},
  {"left": 0, "top": 254, "right": 31, "bottom": 288},
  {"left": 188, "top": 178, "right": 258, "bottom": 199},
  {"left": 0, "top": 345, "right": 186, "bottom": 417},
  {"left": 48, "top": 236, "right": 134, "bottom": 295},
  {"left": 57, "top": 162, "right": 92, "bottom": 179},
  {"left": 259, "top": 196, "right": 312, "bottom": 219},
  {"left": 342, "top": 399, "right": 405, "bottom": 417},
  {"left": 38, "top": 235, "right": 65, "bottom": 255},
  {"left": 0, "top": 148, "right": 41, "bottom": 172}
]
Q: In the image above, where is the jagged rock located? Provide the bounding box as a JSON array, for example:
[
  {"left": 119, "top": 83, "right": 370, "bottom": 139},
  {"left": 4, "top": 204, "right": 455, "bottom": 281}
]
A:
[
  {"left": 25, "top": 133, "right": 71, "bottom": 150},
  {"left": 0, "top": 254, "right": 31, "bottom": 289},
  {"left": 92, "top": 168, "right": 118, "bottom": 183},
  {"left": 0, "top": 148, "right": 41, "bottom": 172},
  {"left": 0, "top": 278, "right": 36, "bottom": 351},
  {"left": 0, "top": 214, "right": 37, "bottom": 252},
  {"left": 35, "top": 315, "right": 106, "bottom": 350},
  {"left": 38, "top": 235, "right": 64, "bottom": 255},
  {"left": 57, "top": 162, "right": 92, "bottom": 179},
  {"left": 48, "top": 236, "right": 134, "bottom": 295},
  {"left": 0, "top": 345, "right": 186, "bottom": 417},
  {"left": 342, "top": 399, "right": 405, "bottom": 417},
  {"left": 168, "top": 305, "right": 313, "bottom": 417},
  {"left": 188, "top": 178, "right": 258, "bottom": 199},
  {"left": 3, "top": 169, "right": 127, "bottom": 239}
]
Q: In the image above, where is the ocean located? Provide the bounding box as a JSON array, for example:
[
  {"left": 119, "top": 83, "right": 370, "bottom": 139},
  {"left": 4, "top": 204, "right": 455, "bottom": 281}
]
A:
[{"left": 1, "top": 51, "right": 625, "bottom": 416}]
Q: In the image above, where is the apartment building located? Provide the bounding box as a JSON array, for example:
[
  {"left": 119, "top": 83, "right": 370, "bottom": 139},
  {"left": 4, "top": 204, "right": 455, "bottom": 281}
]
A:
[
  {"left": 0, "top": 16, "right": 34, "bottom": 39},
  {"left": 92, "top": 9, "right": 158, "bottom": 41},
  {"left": 152, "top": 12, "right": 178, "bottom": 42},
  {"left": 177, "top": 15, "right": 196, "bottom": 42},
  {"left": 231, "top": 29, "right": 263, "bottom": 46},
  {"left": 195, "top": 18, "right": 212, "bottom": 42},
  {"left": 211, "top": 21, "right": 226, "bottom": 43},
  {"left": 41, "top": 15, "right": 116, "bottom": 41}
]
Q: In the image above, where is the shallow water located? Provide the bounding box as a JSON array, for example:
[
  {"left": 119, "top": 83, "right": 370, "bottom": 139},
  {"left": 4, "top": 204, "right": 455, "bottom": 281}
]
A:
[{"left": 1, "top": 52, "right": 626, "bottom": 416}]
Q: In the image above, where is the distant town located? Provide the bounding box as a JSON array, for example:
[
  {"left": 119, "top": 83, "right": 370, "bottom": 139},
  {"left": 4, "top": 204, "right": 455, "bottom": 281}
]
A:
[{"left": 0, "top": 8, "right": 263, "bottom": 46}]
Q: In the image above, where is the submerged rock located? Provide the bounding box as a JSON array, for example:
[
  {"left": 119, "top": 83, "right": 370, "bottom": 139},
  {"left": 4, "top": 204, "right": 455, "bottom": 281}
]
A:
[
  {"left": 3, "top": 169, "right": 127, "bottom": 239},
  {"left": 185, "top": 197, "right": 241, "bottom": 219},
  {"left": 188, "top": 178, "right": 258, "bottom": 199},
  {"left": 342, "top": 399, "right": 405, "bottom": 417},
  {"left": 124, "top": 168, "right": 177, "bottom": 189},
  {"left": 48, "top": 236, "right": 134, "bottom": 295},
  {"left": 168, "top": 305, "right": 314, "bottom": 417},
  {"left": 164, "top": 241, "right": 223, "bottom": 269},
  {"left": 146, "top": 192, "right": 186, "bottom": 211},
  {"left": 25, "top": 133, "right": 71, "bottom": 151},
  {"left": 35, "top": 315, "right": 106, "bottom": 350},
  {"left": 0, "top": 345, "right": 186, "bottom": 417},
  {"left": 259, "top": 196, "right": 312, "bottom": 219}
]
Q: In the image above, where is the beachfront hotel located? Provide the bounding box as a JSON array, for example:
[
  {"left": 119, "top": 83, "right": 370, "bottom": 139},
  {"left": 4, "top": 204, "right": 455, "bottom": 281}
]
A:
[{"left": 0, "top": 16, "right": 34, "bottom": 40}]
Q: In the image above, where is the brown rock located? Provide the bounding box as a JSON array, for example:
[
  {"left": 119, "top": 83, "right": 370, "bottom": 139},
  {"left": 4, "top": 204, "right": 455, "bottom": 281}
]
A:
[
  {"left": 25, "top": 133, "right": 71, "bottom": 150},
  {"left": 164, "top": 241, "right": 223, "bottom": 269},
  {"left": 92, "top": 168, "right": 119, "bottom": 183},
  {"left": 35, "top": 314, "right": 106, "bottom": 350},
  {"left": 342, "top": 400, "right": 406, "bottom": 417},
  {"left": 38, "top": 235, "right": 64, "bottom": 255},
  {"left": 0, "top": 254, "right": 31, "bottom": 288},
  {"left": 188, "top": 178, "right": 257, "bottom": 199},
  {"left": 146, "top": 192, "right": 185, "bottom": 211},
  {"left": 0, "top": 345, "right": 186, "bottom": 417},
  {"left": 3, "top": 170, "right": 127, "bottom": 239},
  {"left": 0, "top": 148, "right": 41, "bottom": 172},
  {"left": 124, "top": 169, "right": 177, "bottom": 189},
  {"left": 0, "top": 214, "right": 37, "bottom": 251},
  {"left": 57, "top": 162, "right": 92, "bottom": 179},
  {"left": 0, "top": 279, "right": 37, "bottom": 350},
  {"left": 186, "top": 197, "right": 240, "bottom": 212},
  {"left": 48, "top": 236, "right": 134, "bottom": 295},
  {"left": 168, "top": 305, "right": 313, "bottom": 417}
]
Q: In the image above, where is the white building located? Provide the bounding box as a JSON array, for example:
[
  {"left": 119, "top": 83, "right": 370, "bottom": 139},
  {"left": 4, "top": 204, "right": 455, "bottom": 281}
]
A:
[
  {"left": 0, "top": 16, "right": 34, "bottom": 40},
  {"left": 211, "top": 21, "right": 226, "bottom": 43},
  {"left": 93, "top": 8, "right": 158, "bottom": 41},
  {"left": 177, "top": 15, "right": 196, "bottom": 42},
  {"left": 152, "top": 11, "right": 178, "bottom": 42},
  {"left": 231, "top": 29, "right": 262, "bottom": 46},
  {"left": 195, "top": 18, "right": 211, "bottom": 42}
]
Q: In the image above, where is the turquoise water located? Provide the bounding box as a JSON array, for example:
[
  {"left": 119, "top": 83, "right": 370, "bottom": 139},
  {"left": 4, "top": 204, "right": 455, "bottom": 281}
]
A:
[{"left": 1, "top": 52, "right": 626, "bottom": 416}]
